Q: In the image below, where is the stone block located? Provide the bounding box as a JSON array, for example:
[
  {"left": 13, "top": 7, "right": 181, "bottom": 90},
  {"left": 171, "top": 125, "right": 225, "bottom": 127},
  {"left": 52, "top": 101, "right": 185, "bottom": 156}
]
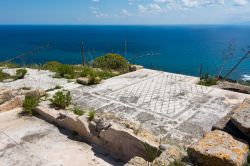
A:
[
  {"left": 231, "top": 108, "right": 250, "bottom": 138},
  {"left": 187, "top": 130, "right": 249, "bottom": 166},
  {"left": 0, "top": 97, "right": 23, "bottom": 113},
  {"left": 76, "top": 77, "right": 90, "bottom": 85},
  {"left": 0, "top": 89, "right": 12, "bottom": 105}
]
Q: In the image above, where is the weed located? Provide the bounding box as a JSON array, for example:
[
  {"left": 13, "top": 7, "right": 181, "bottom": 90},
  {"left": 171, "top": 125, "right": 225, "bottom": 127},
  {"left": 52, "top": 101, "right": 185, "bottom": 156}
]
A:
[
  {"left": 143, "top": 142, "right": 161, "bottom": 162},
  {"left": 50, "top": 91, "right": 71, "bottom": 109},
  {"left": 21, "top": 96, "right": 39, "bottom": 116},
  {"left": 55, "top": 85, "right": 62, "bottom": 89},
  {"left": 42, "top": 61, "right": 62, "bottom": 72},
  {"left": 133, "top": 124, "right": 142, "bottom": 135},
  {"left": 57, "top": 64, "right": 75, "bottom": 79},
  {"left": 169, "top": 159, "right": 186, "bottom": 166},
  {"left": 0, "top": 63, "right": 19, "bottom": 68},
  {"left": 198, "top": 77, "right": 217, "bottom": 86},
  {"left": 88, "top": 111, "right": 96, "bottom": 121},
  {"left": 71, "top": 107, "right": 84, "bottom": 116},
  {"left": 0, "top": 70, "right": 11, "bottom": 82},
  {"left": 15, "top": 68, "right": 27, "bottom": 79}
]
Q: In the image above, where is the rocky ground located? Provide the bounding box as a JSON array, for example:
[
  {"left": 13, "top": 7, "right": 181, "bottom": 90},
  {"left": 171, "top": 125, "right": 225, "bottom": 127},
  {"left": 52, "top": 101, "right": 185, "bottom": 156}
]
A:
[{"left": 0, "top": 67, "right": 250, "bottom": 166}]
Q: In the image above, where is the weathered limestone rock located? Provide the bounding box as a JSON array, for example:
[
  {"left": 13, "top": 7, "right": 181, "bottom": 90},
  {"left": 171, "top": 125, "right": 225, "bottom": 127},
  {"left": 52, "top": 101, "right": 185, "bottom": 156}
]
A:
[
  {"left": 212, "top": 98, "right": 250, "bottom": 143},
  {"left": 154, "top": 144, "right": 184, "bottom": 166},
  {"left": 0, "top": 88, "right": 12, "bottom": 105},
  {"left": 231, "top": 108, "right": 250, "bottom": 138},
  {"left": 187, "top": 130, "right": 249, "bottom": 166},
  {"left": 2, "top": 78, "right": 14, "bottom": 83},
  {"left": 124, "top": 156, "right": 148, "bottom": 166},
  {"left": 129, "top": 65, "right": 143, "bottom": 72},
  {"left": 76, "top": 77, "right": 90, "bottom": 85},
  {"left": 218, "top": 81, "right": 250, "bottom": 94},
  {"left": 21, "top": 89, "right": 45, "bottom": 98},
  {"left": 36, "top": 105, "right": 159, "bottom": 162},
  {"left": 0, "top": 97, "right": 23, "bottom": 112}
]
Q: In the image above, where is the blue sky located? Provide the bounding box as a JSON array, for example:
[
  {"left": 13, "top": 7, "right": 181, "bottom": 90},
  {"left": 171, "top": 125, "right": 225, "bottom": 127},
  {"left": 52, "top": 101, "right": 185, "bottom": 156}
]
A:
[{"left": 0, "top": 0, "right": 250, "bottom": 25}]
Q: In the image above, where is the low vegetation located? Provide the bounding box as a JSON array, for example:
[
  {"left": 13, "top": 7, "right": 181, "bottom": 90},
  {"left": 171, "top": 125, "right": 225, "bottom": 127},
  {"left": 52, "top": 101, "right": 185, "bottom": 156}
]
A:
[
  {"left": 198, "top": 73, "right": 218, "bottom": 86},
  {"left": 21, "top": 96, "right": 40, "bottom": 116},
  {"left": 0, "top": 62, "right": 19, "bottom": 68},
  {"left": 0, "top": 68, "right": 27, "bottom": 82},
  {"left": 0, "top": 53, "right": 129, "bottom": 85},
  {"left": 0, "top": 70, "right": 12, "bottom": 82},
  {"left": 198, "top": 77, "right": 218, "bottom": 86},
  {"left": 143, "top": 142, "right": 161, "bottom": 162},
  {"left": 248, "top": 151, "right": 250, "bottom": 166},
  {"left": 15, "top": 68, "right": 27, "bottom": 79},
  {"left": 50, "top": 91, "right": 71, "bottom": 109},
  {"left": 41, "top": 55, "right": 122, "bottom": 84},
  {"left": 93, "top": 53, "right": 129, "bottom": 73},
  {"left": 71, "top": 106, "right": 84, "bottom": 116},
  {"left": 87, "top": 111, "right": 96, "bottom": 121}
]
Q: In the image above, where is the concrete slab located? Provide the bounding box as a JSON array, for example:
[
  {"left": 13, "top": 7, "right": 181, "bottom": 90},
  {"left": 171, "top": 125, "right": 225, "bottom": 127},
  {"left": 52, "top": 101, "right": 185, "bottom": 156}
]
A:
[
  {"left": 0, "top": 109, "right": 123, "bottom": 166},
  {"left": 68, "top": 69, "right": 249, "bottom": 145}
]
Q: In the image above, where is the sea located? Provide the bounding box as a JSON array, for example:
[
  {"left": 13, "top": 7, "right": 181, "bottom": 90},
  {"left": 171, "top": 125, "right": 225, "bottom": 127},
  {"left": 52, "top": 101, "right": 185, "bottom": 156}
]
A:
[{"left": 0, "top": 25, "right": 250, "bottom": 80}]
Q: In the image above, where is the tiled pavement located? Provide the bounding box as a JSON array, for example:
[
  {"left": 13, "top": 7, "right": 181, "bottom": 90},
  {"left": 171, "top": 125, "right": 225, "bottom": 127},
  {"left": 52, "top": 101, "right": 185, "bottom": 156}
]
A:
[{"left": 65, "top": 69, "right": 248, "bottom": 145}]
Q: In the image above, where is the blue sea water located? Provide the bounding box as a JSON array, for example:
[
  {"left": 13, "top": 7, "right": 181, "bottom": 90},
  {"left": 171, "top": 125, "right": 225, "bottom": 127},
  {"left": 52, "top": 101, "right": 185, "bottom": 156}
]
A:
[{"left": 0, "top": 25, "right": 250, "bottom": 79}]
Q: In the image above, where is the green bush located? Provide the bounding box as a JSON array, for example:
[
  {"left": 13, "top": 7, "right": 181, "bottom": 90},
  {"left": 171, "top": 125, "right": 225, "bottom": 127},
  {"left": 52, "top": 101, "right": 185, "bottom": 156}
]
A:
[
  {"left": 92, "top": 53, "right": 129, "bottom": 72},
  {"left": 22, "top": 96, "right": 39, "bottom": 116},
  {"left": 88, "top": 111, "right": 96, "bottom": 121},
  {"left": 71, "top": 107, "right": 84, "bottom": 116},
  {"left": 57, "top": 64, "right": 75, "bottom": 79},
  {"left": 80, "top": 66, "right": 96, "bottom": 78},
  {"left": 0, "top": 63, "right": 19, "bottom": 68},
  {"left": 198, "top": 78, "right": 218, "bottom": 86},
  {"left": 50, "top": 91, "right": 71, "bottom": 109},
  {"left": 0, "top": 70, "right": 11, "bottom": 82},
  {"left": 42, "top": 61, "right": 62, "bottom": 72},
  {"left": 16, "top": 68, "right": 27, "bottom": 79},
  {"left": 80, "top": 66, "right": 115, "bottom": 85}
]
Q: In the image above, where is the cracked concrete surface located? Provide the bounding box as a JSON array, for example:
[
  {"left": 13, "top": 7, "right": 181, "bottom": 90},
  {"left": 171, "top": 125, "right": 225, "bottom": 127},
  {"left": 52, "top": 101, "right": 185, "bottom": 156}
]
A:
[{"left": 0, "top": 109, "right": 123, "bottom": 166}]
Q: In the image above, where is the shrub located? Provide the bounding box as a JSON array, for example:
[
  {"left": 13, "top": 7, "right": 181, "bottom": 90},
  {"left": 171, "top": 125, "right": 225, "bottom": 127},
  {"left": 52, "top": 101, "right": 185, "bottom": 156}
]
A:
[
  {"left": 80, "top": 66, "right": 96, "bottom": 78},
  {"left": 198, "top": 78, "right": 217, "bottom": 86},
  {"left": 42, "top": 61, "right": 62, "bottom": 72},
  {"left": 0, "top": 63, "right": 19, "bottom": 68},
  {"left": 16, "top": 68, "right": 27, "bottom": 79},
  {"left": 50, "top": 91, "right": 71, "bottom": 109},
  {"left": 0, "top": 70, "right": 11, "bottom": 82},
  {"left": 88, "top": 111, "right": 96, "bottom": 121},
  {"left": 143, "top": 142, "right": 161, "bottom": 162},
  {"left": 57, "top": 64, "right": 75, "bottom": 79},
  {"left": 80, "top": 66, "right": 116, "bottom": 85},
  {"left": 71, "top": 107, "right": 84, "bottom": 116},
  {"left": 169, "top": 159, "right": 187, "bottom": 166},
  {"left": 21, "top": 96, "right": 39, "bottom": 116},
  {"left": 92, "top": 53, "right": 129, "bottom": 72}
]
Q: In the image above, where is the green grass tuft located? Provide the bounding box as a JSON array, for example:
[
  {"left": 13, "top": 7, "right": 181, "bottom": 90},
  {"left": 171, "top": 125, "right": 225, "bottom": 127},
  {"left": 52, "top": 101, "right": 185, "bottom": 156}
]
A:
[
  {"left": 87, "top": 111, "right": 96, "bottom": 121},
  {"left": 71, "top": 107, "right": 84, "bottom": 116},
  {"left": 50, "top": 91, "right": 71, "bottom": 109},
  {"left": 21, "top": 96, "right": 39, "bottom": 116}
]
